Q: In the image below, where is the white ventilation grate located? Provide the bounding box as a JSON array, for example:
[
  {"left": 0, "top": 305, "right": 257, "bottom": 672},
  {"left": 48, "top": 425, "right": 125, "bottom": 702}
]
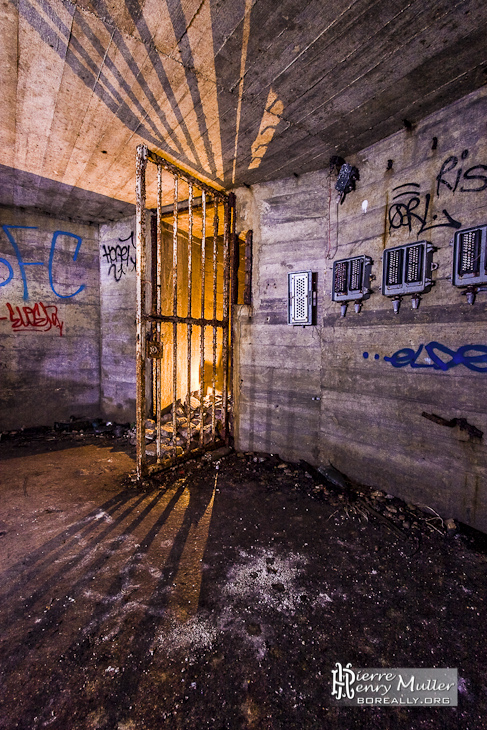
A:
[{"left": 288, "top": 271, "right": 312, "bottom": 325}]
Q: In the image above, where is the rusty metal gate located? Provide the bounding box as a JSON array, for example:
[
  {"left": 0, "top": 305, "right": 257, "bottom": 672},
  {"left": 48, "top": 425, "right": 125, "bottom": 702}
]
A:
[{"left": 135, "top": 145, "right": 235, "bottom": 478}]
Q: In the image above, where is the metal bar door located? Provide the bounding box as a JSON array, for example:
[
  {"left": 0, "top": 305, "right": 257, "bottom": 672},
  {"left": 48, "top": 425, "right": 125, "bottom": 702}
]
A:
[{"left": 135, "top": 145, "right": 234, "bottom": 478}]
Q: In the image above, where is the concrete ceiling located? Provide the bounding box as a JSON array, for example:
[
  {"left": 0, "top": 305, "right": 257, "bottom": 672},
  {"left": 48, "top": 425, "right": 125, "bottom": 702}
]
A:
[{"left": 1, "top": 0, "right": 487, "bottom": 221}]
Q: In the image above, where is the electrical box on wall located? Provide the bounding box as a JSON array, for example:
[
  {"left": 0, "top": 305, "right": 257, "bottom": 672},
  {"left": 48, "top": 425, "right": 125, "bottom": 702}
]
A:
[
  {"left": 332, "top": 255, "right": 372, "bottom": 302},
  {"left": 332, "top": 255, "right": 372, "bottom": 316},
  {"left": 454, "top": 227, "right": 486, "bottom": 283},
  {"left": 382, "top": 241, "right": 435, "bottom": 311},
  {"left": 288, "top": 271, "right": 315, "bottom": 325},
  {"left": 452, "top": 225, "right": 487, "bottom": 303}
]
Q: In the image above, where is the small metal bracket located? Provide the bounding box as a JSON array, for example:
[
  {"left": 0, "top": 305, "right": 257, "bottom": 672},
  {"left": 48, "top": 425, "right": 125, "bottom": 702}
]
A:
[{"left": 146, "top": 340, "right": 164, "bottom": 359}]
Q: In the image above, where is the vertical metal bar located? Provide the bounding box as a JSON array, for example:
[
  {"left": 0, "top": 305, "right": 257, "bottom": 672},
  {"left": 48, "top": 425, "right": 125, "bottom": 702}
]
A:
[
  {"left": 186, "top": 183, "right": 193, "bottom": 452},
  {"left": 156, "top": 166, "right": 163, "bottom": 462},
  {"left": 199, "top": 192, "right": 207, "bottom": 447},
  {"left": 135, "top": 144, "right": 148, "bottom": 479},
  {"left": 211, "top": 199, "right": 219, "bottom": 440},
  {"left": 228, "top": 199, "right": 237, "bottom": 446},
  {"left": 221, "top": 196, "right": 231, "bottom": 442},
  {"left": 230, "top": 204, "right": 239, "bottom": 306},
  {"left": 243, "top": 229, "right": 253, "bottom": 305},
  {"left": 172, "top": 174, "right": 179, "bottom": 455},
  {"left": 150, "top": 214, "right": 157, "bottom": 422}
]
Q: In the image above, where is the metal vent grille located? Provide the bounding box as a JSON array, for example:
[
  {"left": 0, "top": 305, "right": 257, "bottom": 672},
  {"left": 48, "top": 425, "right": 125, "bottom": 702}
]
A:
[
  {"left": 385, "top": 248, "right": 403, "bottom": 286},
  {"left": 288, "top": 271, "right": 313, "bottom": 325},
  {"left": 405, "top": 244, "right": 424, "bottom": 284},
  {"left": 349, "top": 258, "right": 363, "bottom": 291},
  {"left": 332, "top": 255, "right": 372, "bottom": 302},
  {"left": 334, "top": 261, "right": 348, "bottom": 295},
  {"left": 382, "top": 241, "right": 433, "bottom": 296}
]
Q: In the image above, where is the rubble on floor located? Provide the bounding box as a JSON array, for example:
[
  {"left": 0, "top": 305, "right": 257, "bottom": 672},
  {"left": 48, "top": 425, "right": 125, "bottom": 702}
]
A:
[
  {"left": 0, "top": 416, "right": 132, "bottom": 445},
  {"left": 139, "top": 449, "right": 467, "bottom": 546},
  {"left": 140, "top": 393, "right": 230, "bottom": 458}
]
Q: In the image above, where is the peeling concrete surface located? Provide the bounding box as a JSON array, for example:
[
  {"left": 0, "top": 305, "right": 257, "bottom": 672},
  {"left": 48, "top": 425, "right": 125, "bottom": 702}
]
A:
[{"left": 0, "top": 440, "right": 486, "bottom": 729}]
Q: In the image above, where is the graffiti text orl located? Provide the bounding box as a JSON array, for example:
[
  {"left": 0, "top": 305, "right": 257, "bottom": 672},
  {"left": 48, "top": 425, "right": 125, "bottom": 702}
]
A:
[{"left": 388, "top": 150, "right": 487, "bottom": 236}]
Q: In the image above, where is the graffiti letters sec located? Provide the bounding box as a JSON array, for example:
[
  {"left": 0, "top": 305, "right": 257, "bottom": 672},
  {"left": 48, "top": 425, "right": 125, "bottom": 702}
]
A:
[
  {"left": 388, "top": 149, "right": 487, "bottom": 236},
  {"left": 0, "top": 225, "right": 85, "bottom": 301},
  {"left": 101, "top": 232, "right": 135, "bottom": 282},
  {"left": 384, "top": 342, "right": 487, "bottom": 372}
]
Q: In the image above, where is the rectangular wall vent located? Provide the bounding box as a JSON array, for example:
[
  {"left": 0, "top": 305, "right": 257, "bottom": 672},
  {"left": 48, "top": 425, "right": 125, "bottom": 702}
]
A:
[
  {"left": 382, "top": 241, "right": 433, "bottom": 296},
  {"left": 453, "top": 225, "right": 487, "bottom": 286},
  {"left": 288, "top": 271, "right": 313, "bottom": 325},
  {"left": 332, "top": 255, "right": 372, "bottom": 302}
]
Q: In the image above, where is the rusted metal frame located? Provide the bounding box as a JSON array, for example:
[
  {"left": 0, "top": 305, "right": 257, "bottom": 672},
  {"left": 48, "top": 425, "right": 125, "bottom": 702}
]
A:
[
  {"left": 221, "top": 195, "right": 232, "bottom": 443},
  {"left": 243, "top": 229, "right": 253, "bottom": 305},
  {"left": 228, "top": 194, "right": 237, "bottom": 444},
  {"left": 135, "top": 144, "right": 148, "bottom": 479},
  {"left": 144, "top": 313, "right": 227, "bottom": 328},
  {"left": 157, "top": 196, "right": 204, "bottom": 218},
  {"left": 172, "top": 174, "right": 179, "bottom": 457},
  {"left": 186, "top": 183, "right": 194, "bottom": 452},
  {"left": 150, "top": 214, "right": 158, "bottom": 423},
  {"left": 140, "top": 146, "right": 232, "bottom": 467},
  {"left": 211, "top": 199, "right": 219, "bottom": 441},
  {"left": 199, "top": 192, "right": 207, "bottom": 448},
  {"left": 155, "top": 165, "right": 163, "bottom": 462},
  {"left": 230, "top": 226, "right": 239, "bottom": 306},
  {"left": 146, "top": 148, "right": 226, "bottom": 201}
]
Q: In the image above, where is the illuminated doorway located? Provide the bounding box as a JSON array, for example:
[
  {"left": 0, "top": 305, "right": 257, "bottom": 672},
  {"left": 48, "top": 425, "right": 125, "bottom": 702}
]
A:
[{"left": 135, "top": 146, "right": 236, "bottom": 477}]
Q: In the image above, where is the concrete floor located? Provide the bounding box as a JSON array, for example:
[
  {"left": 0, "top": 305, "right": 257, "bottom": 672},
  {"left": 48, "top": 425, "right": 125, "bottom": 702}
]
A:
[{"left": 0, "top": 437, "right": 486, "bottom": 729}]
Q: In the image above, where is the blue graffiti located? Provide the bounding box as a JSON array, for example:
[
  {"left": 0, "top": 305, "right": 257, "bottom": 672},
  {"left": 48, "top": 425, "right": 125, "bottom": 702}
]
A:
[
  {"left": 48, "top": 231, "right": 85, "bottom": 299},
  {"left": 0, "top": 226, "right": 85, "bottom": 300},
  {"left": 0, "top": 256, "right": 14, "bottom": 289},
  {"left": 384, "top": 342, "right": 487, "bottom": 372}
]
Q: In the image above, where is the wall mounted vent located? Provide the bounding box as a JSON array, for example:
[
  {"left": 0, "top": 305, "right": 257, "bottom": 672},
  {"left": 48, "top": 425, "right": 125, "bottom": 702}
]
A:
[
  {"left": 382, "top": 241, "right": 434, "bottom": 297},
  {"left": 288, "top": 271, "right": 314, "bottom": 325},
  {"left": 453, "top": 225, "right": 487, "bottom": 287}
]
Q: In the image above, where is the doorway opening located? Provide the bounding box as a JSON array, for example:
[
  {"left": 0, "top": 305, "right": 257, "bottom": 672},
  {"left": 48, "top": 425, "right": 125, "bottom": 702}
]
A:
[{"left": 135, "top": 145, "right": 237, "bottom": 477}]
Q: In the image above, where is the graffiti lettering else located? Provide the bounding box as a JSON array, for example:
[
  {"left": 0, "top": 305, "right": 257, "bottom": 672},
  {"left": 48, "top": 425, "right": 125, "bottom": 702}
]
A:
[
  {"left": 101, "top": 232, "right": 135, "bottom": 282},
  {"left": 388, "top": 149, "right": 487, "bottom": 236},
  {"left": 0, "top": 302, "right": 64, "bottom": 336},
  {"left": 384, "top": 342, "right": 487, "bottom": 372}
]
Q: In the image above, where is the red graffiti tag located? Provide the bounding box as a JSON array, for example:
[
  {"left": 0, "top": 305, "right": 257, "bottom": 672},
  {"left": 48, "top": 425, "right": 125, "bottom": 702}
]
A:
[{"left": 0, "top": 302, "right": 64, "bottom": 336}]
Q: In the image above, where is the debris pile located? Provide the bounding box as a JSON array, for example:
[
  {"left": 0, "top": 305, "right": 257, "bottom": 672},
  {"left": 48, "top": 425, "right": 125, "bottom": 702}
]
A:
[
  {"left": 221, "top": 452, "right": 461, "bottom": 543},
  {"left": 54, "top": 416, "right": 129, "bottom": 437},
  {"left": 293, "top": 458, "right": 459, "bottom": 540},
  {"left": 1, "top": 416, "right": 131, "bottom": 443},
  {"left": 142, "top": 392, "right": 229, "bottom": 457}
]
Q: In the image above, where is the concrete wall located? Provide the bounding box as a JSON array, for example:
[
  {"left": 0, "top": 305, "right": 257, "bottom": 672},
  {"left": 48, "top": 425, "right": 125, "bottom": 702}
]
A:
[
  {"left": 0, "top": 204, "right": 229, "bottom": 431},
  {"left": 0, "top": 206, "right": 100, "bottom": 429},
  {"left": 99, "top": 217, "right": 137, "bottom": 423},
  {"left": 234, "top": 86, "right": 487, "bottom": 533}
]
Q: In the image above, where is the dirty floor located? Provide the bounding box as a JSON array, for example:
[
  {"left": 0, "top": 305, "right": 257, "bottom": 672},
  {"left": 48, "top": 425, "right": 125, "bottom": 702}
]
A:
[{"left": 0, "top": 437, "right": 486, "bottom": 729}]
